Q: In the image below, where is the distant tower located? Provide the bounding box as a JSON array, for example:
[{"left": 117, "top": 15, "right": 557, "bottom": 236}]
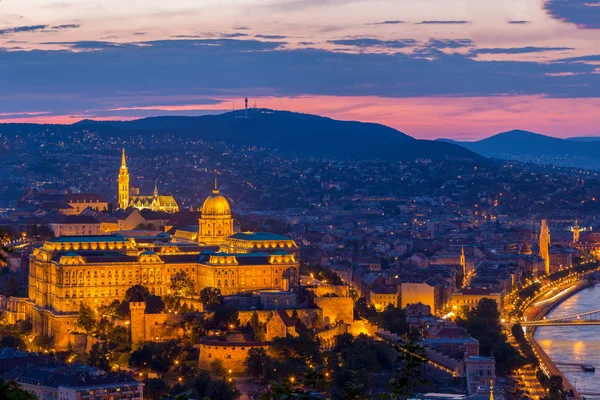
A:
[
  {"left": 245, "top": 97, "right": 248, "bottom": 118},
  {"left": 460, "top": 245, "right": 466, "bottom": 277},
  {"left": 154, "top": 180, "right": 159, "bottom": 198},
  {"left": 573, "top": 218, "right": 580, "bottom": 244},
  {"left": 118, "top": 149, "right": 130, "bottom": 210},
  {"left": 539, "top": 219, "right": 550, "bottom": 274}
]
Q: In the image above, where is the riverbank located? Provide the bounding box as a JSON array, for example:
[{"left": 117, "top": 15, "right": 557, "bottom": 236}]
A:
[{"left": 521, "top": 279, "right": 597, "bottom": 399}]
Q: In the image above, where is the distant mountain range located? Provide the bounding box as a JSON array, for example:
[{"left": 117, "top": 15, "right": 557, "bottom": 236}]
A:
[
  {"left": 1, "top": 109, "right": 483, "bottom": 162},
  {"left": 438, "top": 130, "right": 600, "bottom": 169}
]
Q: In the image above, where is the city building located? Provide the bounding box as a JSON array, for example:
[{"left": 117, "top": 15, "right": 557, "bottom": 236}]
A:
[
  {"left": 48, "top": 215, "right": 101, "bottom": 237},
  {"left": 451, "top": 287, "right": 504, "bottom": 314},
  {"left": 4, "top": 366, "right": 143, "bottom": 400},
  {"left": 369, "top": 284, "right": 398, "bottom": 311}
]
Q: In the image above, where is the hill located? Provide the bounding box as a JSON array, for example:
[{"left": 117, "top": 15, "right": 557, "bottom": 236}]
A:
[
  {"left": 437, "top": 130, "right": 600, "bottom": 169},
  {"left": 2, "top": 109, "right": 484, "bottom": 162}
]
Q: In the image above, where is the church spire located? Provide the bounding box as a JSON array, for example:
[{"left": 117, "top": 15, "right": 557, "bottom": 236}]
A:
[
  {"left": 121, "top": 148, "right": 127, "bottom": 169},
  {"left": 154, "top": 180, "right": 159, "bottom": 197}
]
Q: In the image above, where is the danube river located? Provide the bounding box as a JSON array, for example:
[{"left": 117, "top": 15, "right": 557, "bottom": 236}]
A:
[{"left": 535, "top": 284, "right": 600, "bottom": 398}]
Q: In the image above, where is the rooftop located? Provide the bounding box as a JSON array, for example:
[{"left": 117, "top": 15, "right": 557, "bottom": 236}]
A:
[
  {"left": 50, "top": 234, "right": 129, "bottom": 243},
  {"left": 229, "top": 232, "right": 293, "bottom": 242}
]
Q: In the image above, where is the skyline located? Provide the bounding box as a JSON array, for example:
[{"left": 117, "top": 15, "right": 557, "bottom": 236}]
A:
[{"left": 1, "top": 0, "right": 599, "bottom": 139}]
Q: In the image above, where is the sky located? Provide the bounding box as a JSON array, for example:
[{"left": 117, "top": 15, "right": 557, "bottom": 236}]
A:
[{"left": 0, "top": 0, "right": 599, "bottom": 139}]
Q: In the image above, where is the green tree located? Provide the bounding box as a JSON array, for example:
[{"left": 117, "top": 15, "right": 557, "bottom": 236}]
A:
[
  {"left": 245, "top": 347, "right": 268, "bottom": 380},
  {"left": 0, "top": 379, "right": 37, "bottom": 400},
  {"left": 389, "top": 339, "right": 429, "bottom": 399},
  {"left": 88, "top": 342, "right": 111, "bottom": 371},
  {"left": 124, "top": 285, "right": 150, "bottom": 302},
  {"left": 210, "top": 359, "right": 226, "bottom": 377},
  {"left": 0, "top": 335, "right": 26, "bottom": 350},
  {"left": 192, "top": 371, "right": 212, "bottom": 398},
  {"left": 77, "top": 303, "right": 97, "bottom": 334},
  {"left": 205, "top": 379, "right": 240, "bottom": 400},
  {"left": 170, "top": 271, "right": 196, "bottom": 297},
  {"left": 145, "top": 378, "right": 168, "bottom": 400},
  {"left": 32, "top": 335, "right": 53, "bottom": 351},
  {"left": 200, "top": 287, "right": 223, "bottom": 310},
  {"left": 250, "top": 311, "right": 266, "bottom": 341},
  {"left": 377, "top": 305, "right": 409, "bottom": 336}
]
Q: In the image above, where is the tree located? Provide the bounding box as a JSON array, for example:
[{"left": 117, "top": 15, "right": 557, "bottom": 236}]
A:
[
  {"left": 88, "top": 342, "right": 111, "bottom": 371},
  {"left": 0, "top": 335, "right": 26, "bottom": 350},
  {"left": 124, "top": 285, "right": 150, "bottom": 302},
  {"left": 145, "top": 378, "right": 168, "bottom": 400},
  {"left": 170, "top": 271, "right": 196, "bottom": 297},
  {"left": 249, "top": 311, "right": 266, "bottom": 341},
  {"left": 200, "top": 287, "right": 223, "bottom": 310},
  {"left": 0, "top": 379, "right": 37, "bottom": 400},
  {"left": 205, "top": 379, "right": 240, "bottom": 400},
  {"left": 193, "top": 371, "right": 212, "bottom": 398},
  {"left": 245, "top": 347, "right": 268, "bottom": 380},
  {"left": 210, "top": 359, "right": 226, "bottom": 377},
  {"left": 33, "top": 335, "right": 53, "bottom": 351},
  {"left": 77, "top": 303, "right": 97, "bottom": 334},
  {"left": 389, "top": 339, "right": 429, "bottom": 399},
  {"left": 209, "top": 304, "right": 238, "bottom": 330},
  {"left": 377, "top": 305, "right": 409, "bottom": 336}
]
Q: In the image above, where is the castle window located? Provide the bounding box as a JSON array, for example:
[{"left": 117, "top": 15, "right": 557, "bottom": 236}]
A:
[{"left": 226, "top": 355, "right": 231, "bottom": 359}]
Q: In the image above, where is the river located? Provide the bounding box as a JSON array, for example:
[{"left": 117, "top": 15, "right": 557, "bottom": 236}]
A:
[{"left": 535, "top": 283, "right": 600, "bottom": 398}]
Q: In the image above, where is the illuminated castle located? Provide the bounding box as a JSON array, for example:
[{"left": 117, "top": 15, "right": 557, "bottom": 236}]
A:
[
  {"left": 11, "top": 171, "right": 300, "bottom": 349},
  {"left": 118, "top": 149, "right": 179, "bottom": 213}
]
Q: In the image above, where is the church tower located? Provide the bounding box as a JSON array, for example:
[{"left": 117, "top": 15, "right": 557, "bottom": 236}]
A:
[
  {"left": 118, "top": 149, "right": 130, "bottom": 210},
  {"left": 573, "top": 218, "right": 580, "bottom": 244},
  {"left": 460, "top": 246, "right": 466, "bottom": 276},
  {"left": 539, "top": 219, "right": 550, "bottom": 274}
]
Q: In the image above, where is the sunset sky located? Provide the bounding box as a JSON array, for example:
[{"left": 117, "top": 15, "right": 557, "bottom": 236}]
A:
[{"left": 1, "top": 0, "right": 599, "bottom": 139}]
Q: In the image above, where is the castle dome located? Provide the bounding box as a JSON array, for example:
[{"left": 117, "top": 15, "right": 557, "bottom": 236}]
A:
[{"left": 202, "top": 179, "right": 231, "bottom": 217}]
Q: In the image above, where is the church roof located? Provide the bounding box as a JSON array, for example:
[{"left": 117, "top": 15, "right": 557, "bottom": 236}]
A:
[
  {"left": 50, "top": 234, "right": 128, "bottom": 243},
  {"left": 518, "top": 241, "right": 532, "bottom": 254},
  {"left": 201, "top": 179, "right": 231, "bottom": 216},
  {"left": 229, "top": 232, "right": 292, "bottom": 242}
]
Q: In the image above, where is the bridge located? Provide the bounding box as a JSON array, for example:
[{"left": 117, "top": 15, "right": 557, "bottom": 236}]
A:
[{"left": 522, "top": 308, "right": 600, "bottom": 326}]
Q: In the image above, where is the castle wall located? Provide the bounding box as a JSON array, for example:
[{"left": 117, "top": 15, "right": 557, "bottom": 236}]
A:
[
  {"left": 313, "top": 297, "right": 354, "bottom": 326},
  {"left": 198, "top": 341, "right": 268, "bottom": 373}
]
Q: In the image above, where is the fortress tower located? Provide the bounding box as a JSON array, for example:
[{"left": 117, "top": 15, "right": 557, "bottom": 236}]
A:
[{"left": 129, "top": 301, "right": 147, "bottom": 348}]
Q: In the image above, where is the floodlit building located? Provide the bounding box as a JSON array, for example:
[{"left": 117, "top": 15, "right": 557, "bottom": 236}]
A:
[{"left": 118, "top": 149, "right": 179, "bottom": 213}]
